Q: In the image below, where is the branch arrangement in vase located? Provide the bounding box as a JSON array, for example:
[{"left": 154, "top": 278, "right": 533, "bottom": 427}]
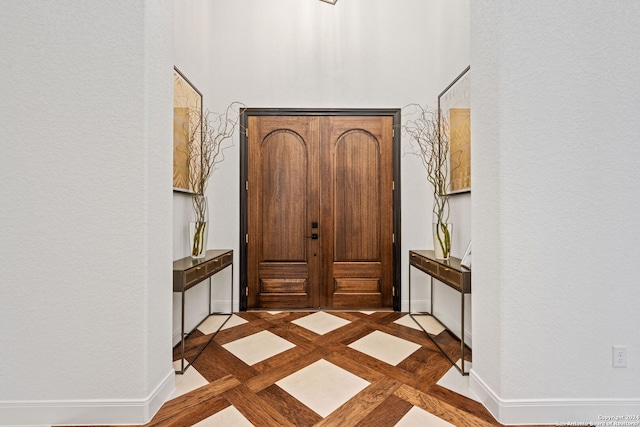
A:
[
  {"left": 184, "top": 101, "right": 246, "bottom": 257},
  {"left": 402, "top": 104, "right": 453, "bottom": 259}
]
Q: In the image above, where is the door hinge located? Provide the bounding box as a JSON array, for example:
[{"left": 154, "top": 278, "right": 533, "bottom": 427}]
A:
[
  {"left": 393, "top": 287, "right": 395, "bottom": 297},
  {"left": 245, "top": 128, "right": 249, "bottom": 138},
  {"left": 245, "top": 180, "right": 248, "bottom": 191},
  {"left": 245, "top": 234, "right": 249, "bottom": 244},
  {"left": 392, "top": 181, "right": 395, "bottom": 191},
  {"left": 245, "top": 287, "right": 249, "bottom": 297},
  {"left": 392, "top": 128, "right": 395, "bottom": 138},
  {"left": 392, "top": 233, "right": 395, "bottom": 243}
]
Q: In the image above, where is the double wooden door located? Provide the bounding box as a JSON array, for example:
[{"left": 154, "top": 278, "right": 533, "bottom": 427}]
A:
[{"left": 245, "top": 114, "right": 396, "bottom": 309}]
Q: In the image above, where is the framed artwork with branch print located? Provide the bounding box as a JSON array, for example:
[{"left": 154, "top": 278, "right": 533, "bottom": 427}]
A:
[
  {"left": 173, "top": 67, "right": 202, "bottom": 193},
  {"left": 439, "top": 66, "right": 471, "bottom": 194}
]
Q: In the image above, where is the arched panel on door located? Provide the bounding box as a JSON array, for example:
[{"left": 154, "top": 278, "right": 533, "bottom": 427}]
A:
[
  {"left": 261, "top": 130, "right": 308, "bottom": 262},
  {"left": 334, "top": 129, "right": 381, "bottom": 262}
]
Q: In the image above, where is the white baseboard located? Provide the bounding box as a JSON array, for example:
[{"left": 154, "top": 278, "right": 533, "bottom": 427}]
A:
[
  {"left": 405, "top": 298, "right": 431, "bottom": 313},
  {"left": 211, "top": 299, "right": 233, "bottom": 314},
  {"left": 470, "top": 370, "right": 640, "bottom": 425},
  {"left": 0, "top": 369, "right": 175, "bottom": 426}
]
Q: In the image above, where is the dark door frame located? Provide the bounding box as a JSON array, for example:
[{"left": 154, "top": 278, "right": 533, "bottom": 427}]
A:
[{"left": 239, "top": 108, "right": 402, "bottom": 311}]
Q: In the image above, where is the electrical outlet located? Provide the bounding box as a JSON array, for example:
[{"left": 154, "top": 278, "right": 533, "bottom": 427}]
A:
[{"left": 613, "top": 346, "right": 627, "bottom": 368}]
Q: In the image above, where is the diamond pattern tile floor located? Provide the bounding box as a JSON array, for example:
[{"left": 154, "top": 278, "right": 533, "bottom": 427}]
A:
[
  {"left": 291, "top": 311, "right": 351, "bottom": 335},
  {"left": 170, "top": 360, "right": 208, "bottom": 400},
  {"left": 397, "top": 313, "right": 446, "bottom": 335},
  {"left": 192, "top": 406, "right": 253, "bottom": 427},
  {"left": 348, "top": 330, "right": 421, "bottom": 366},
  {"left": 222, "top": 330, "right": 296, "bottom": 366},
  {"left": 198, "top": 314, "right": 248, "bottom": 335},
  {"left": 396, "top": 406, "right": 456, "bottom": 426},
  {"left": 276, "top": 358, "right": 370, "bottom": 417},
  {"left": 80, "top": 311, "right": 552, "bottom": 427},
  {"left": 437, "top": 361, "right": 478, "bottom": 402}
]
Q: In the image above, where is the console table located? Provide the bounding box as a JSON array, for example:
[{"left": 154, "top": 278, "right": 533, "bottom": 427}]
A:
[
  {"left": 409, "top": 250, "right": 471, "bottom": 375},
  {"left": 173, "top": 249, "right": 233, "bottom": 374}
]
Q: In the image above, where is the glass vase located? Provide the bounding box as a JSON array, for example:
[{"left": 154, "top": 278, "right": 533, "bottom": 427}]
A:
[
  {"left": 190, "top": 194, "right": 208, "bottom": 259},
  {"left": 189, "top": 221, "right": 208, "bottom": 259},
  {"left": 433, "top": 222, "right": 452, "bottom": 259}
]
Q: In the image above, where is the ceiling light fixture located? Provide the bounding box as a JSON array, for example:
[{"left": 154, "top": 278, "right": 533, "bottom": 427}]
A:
[{"left": 319, "top": 0, "right": 338, "bottom": 4}]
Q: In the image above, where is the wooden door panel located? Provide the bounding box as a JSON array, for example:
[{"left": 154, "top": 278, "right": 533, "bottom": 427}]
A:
[
  {"left": 331, "top": 262, "right": 383, "bottom": 308},
  {"left": 260, "top": 278, "right": 307, "bottom": 293},
  {"left": 261, "top": 131, "right": 307, "bottom": 261},
  {"left": 247, "top": 114, "right": 394, "bottom": 310},
  {"left": 334, "top": 131, "right": 380, "bottom": 261},
  {"left": 334, "top": 278, "right": 380, "bottom": 293},
  {"left": 332, "top": 262, "right": 382, "bottom": 277},
  {"left": 247, "top": 116, "right": 319, "bottom": 308},
  {"left": 321, "top": 116, "right": 394, "bottom": 309}
]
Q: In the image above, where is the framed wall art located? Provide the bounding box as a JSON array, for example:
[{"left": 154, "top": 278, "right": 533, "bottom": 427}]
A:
[
  {"left": 438, "top": 66, "right": 470, "bottom": 194},
  {"left": 173, "top": 67, "right": 202, "bottom": 193}
]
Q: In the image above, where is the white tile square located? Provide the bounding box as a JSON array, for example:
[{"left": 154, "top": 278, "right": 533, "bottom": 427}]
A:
[
  {"left": 348, "top": 330, "right": 421, "bottom": 366},
  {"left": 222, "top": 314, "right": 249, "bottom": 330},
  {"left": 292, "top": 311, "right": 351, "bottom": 335},
  {"left": 192, "top": 405, "right": 253, "bottom": 427},
  {"left": 276, "top": 359, "right": 370, "bottom": 417},
  {"left": 197, "top": 314, "right": 248, "bottom": 335},
  {"left": 170, "top": 361, "right": 209, "bottom": 400},
  {"left": 394, "top": 314, "right": 421, "bottom": 330},
  {"left": 396, "top": 314, "right": 446, "bottom": 335},
  {"left": 222, "top": 330, "right": 295, "bottom": 366},
  {"left": 437, "top": 361, "right": 478, "bottom": 402},
  {"left": 395, "top": 406, "right": 455, "bottom": 427}
]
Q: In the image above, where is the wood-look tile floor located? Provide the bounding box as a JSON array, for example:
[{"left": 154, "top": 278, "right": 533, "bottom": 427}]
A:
[{"left": 119, "top": 311, "right": 547, "bottom": 427}]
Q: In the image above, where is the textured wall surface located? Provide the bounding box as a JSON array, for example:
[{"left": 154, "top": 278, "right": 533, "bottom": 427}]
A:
[
  {"left": 0, "top": 0, "right": 174, "bottom": 424},
  {"left": 471, "top": 0, "right": 640, "bottom": 423}
]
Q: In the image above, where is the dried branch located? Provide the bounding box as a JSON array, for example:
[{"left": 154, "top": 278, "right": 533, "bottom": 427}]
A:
[
  {"left": 182, "top": 101, "right": 246, "bottom": 256},
  {"left": 187, "top": 102, "right": 246, "bottom": 195},
  {"left": 401, "top": 103, "right": 452, "bottom": 257}
]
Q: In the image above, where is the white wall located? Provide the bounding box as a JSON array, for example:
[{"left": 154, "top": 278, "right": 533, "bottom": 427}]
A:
[
  {"left": 471, "top": 1, "right": 640, "bottom": 423},
  {"left": 6, "top": 1, "right": 635, "bottom": 426},
  {"left": 173, "top": 0, "right": 236, "bottom": 343},
  {"left": 0, "top": 1, "right": 174, "bottom": 425},
  {"left": 172, "top": 0, "right": 472, "bottom": 341}
]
